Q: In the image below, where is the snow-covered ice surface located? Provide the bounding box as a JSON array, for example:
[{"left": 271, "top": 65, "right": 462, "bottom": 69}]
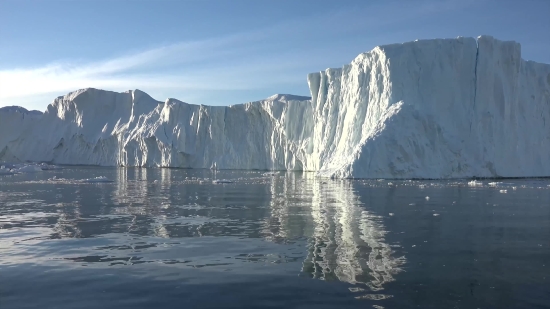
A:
[{"left": 1, "top": 35, "right": 550, "bottom": 179}]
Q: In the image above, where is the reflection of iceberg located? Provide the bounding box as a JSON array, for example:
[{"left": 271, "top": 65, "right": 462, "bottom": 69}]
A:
[
  {"left": 113, "top": 167, "right": 174, "bottom": 238},
  {"left": 264, "top": 174, "right": 405, "bottom": 299}
]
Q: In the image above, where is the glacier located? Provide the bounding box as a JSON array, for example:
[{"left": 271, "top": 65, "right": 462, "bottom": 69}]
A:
[{"left": 1, "top": 35, "right": 550, "bottom": 179}]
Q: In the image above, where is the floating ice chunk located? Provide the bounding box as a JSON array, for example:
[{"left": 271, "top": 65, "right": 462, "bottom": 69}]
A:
[
  {"left": 39, "top": 163, "right": 62, "bottom": 170},
  {"left": 212, "top": 179, "right": 233, "bottom": 184},
  {"left": 84, "top": 176, "right": 114, "bottom": 183},
  {"left": 488, "top": 182, "right": 501, "bottom": 187},
  {"left": 389, "top": 213, "right": 394, "bottom": 216},
  {"left": 263, "top": 172, "right": 279, "bottom": 176},
  {"left": 468, "top": 180, "right": 483, "bottom": 187},
  {"left": 425, "top": 196, "right": 430, "bottom": 200},
  {"left": 499, "top": 189, "right": 507, "bottom": 193},
  {"left": 0, "top": 166, "right": 13, "bottom": 175},
  {"left": 433, "top": 213, "right": 440, "bottom": 216},
  {"left": 47, "top": 176, "right": 71, "bottom": 182},
  {"left": 13, "top": 165, "right": 43, "bottom": 173}
]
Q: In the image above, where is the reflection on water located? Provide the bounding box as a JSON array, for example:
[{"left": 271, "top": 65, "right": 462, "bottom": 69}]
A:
[
  {"left": 1, "top": 167, "right": 550, "bottom": 308},
  {"left": 265, "top": 174, "right": 404, "bottom": 299}
]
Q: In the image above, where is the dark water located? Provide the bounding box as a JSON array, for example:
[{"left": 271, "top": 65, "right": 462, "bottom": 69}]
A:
[{"left": 1, "top": 167, "right": 549, "bottom": 309}]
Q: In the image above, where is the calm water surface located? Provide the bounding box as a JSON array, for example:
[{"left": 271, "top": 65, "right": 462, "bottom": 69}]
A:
[{"left": 1, "top": 167, "right": 549, "bottom": 309}]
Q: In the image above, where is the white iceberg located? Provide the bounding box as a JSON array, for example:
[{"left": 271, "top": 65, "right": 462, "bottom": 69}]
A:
[{"left": 1, "top": 35, "right": 550, "bottom": 179}]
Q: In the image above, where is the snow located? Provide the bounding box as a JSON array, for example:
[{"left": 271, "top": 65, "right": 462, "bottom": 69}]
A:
[{"left": 1, "top": 35, "right": 550, "bottom": 179}]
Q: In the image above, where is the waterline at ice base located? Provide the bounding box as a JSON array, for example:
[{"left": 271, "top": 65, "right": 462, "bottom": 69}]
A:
[{"left": 1, "top": 35, "right": 550, "bottom": 179}]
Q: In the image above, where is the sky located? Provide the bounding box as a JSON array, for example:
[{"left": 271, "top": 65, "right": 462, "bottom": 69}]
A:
[{"left": 1, "top": 0, "right": 549, "bottom": 111}]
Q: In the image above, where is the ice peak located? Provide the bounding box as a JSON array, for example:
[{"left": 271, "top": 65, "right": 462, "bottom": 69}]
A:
[{"left": 0, "top": 106, "right": 42, "bottom": 116}]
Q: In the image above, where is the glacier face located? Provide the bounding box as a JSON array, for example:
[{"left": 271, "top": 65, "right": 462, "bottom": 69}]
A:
[{"left": 1, "top": 35, "right": 550, "bottom": 179}]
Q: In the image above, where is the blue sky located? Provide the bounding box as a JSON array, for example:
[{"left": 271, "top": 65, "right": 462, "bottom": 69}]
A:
[{"left": 1, "top": 0, "right": 549, "bottom": 111}]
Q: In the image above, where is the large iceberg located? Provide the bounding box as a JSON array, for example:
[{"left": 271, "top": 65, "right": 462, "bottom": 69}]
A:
[{"left": 1, "top": 35, "right": 550, "bottom": 179}]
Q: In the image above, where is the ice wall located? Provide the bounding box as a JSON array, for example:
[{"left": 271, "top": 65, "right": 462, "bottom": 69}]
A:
[
  {"left": 1, "top": 35, "right": 549, "bottom": 179},
  {"left": 1, "top": 89, "right": 313, "bottom": 170},
  {"left": 0, "top": 106, "right": 42, "bottom": 162},
  {"left": 307, "top": 35, "right": 550, "bottom": 178}
]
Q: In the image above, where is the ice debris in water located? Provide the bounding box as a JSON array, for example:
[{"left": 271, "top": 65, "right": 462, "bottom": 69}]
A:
[
  {"left": 84, "top": 176, "right": 113, "bottom": 183},
  {"left": 0, "top": 166, "right": 14, "bottom": 175},
  {"left": 0, "top": 162, "right": 62, "bottom": 175},
  {"left": 212, "top": 179, "right": 233, "bottom": 184},
  {"left": 468, "top": 180, "right": 483, "bottom": 187},
  {"left": 499, "top": 189, "right": 507, "bottom": 193},
  {"left": 389, "top": 213, "right": 395, "bottom": 216},
  {"left": 13, "top": 165, "right": 43, "bottom": 173},
  {"left": 262, "top": 171, "right": 279, "bottom": 176},
  {"left": 39, "top": 163, "right": 62, "bottom": 170},
  {"left": 425, "top": 196, "right": 430, "bottom": 200}
]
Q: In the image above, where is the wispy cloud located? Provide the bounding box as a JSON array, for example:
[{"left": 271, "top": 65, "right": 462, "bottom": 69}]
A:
[
  {"left": 0, "top": 0, "right": 478, "bottom": 109},
  {"left": 0, "top": 33, "right": 259, "bottom": 98}
]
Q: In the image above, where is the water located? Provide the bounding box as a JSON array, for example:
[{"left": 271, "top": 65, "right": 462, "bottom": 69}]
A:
[{"left": 1, "top": 167, "right": 549, "bottom": 309}]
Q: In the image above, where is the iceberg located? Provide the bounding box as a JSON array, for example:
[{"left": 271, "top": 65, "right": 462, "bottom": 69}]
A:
[{"left": 1, "top": 35, "right": 550, "bottom": 179}]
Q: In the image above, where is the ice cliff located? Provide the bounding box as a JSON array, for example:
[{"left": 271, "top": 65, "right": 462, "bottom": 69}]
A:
[{"left": 1, "top": 35, "right": 550, "bottom": 179}]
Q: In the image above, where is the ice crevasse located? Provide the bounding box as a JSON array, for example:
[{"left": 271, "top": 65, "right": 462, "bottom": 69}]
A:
[{"left": 1, "top": 35, "right": 550, "bottom": 179}]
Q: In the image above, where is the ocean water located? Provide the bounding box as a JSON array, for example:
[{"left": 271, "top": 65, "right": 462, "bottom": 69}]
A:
[{"left": 1, "top": 167, "right": 549, "bottom": 309}]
